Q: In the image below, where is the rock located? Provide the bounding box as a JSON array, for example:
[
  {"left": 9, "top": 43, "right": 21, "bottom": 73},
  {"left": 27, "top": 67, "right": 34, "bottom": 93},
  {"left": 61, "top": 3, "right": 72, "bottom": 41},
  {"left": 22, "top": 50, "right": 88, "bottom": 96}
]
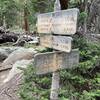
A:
[
  {"left": 0, "top": 49, "right": 8, "bottom": 62},
  {"left": 0, "top": 59, "right": 34, "bottom": 100},
  {"left": 3, "top": 59, "right": 32, "bottom": 83},
  {"left": 1, "top": 48, "right": 37, "bottom": 71},
  {"left": 0, "top": 47, "right": 37, "bottom": 99},
  {"left": 0, "top": 47, "right": 22, "bottom": 62}
]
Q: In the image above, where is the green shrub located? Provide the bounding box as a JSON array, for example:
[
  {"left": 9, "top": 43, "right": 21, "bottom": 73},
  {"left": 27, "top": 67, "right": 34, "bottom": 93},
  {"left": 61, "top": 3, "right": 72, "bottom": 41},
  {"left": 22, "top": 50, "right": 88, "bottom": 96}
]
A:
[{"left": 19, "top": 36, "right": 100, "bottom": 100}]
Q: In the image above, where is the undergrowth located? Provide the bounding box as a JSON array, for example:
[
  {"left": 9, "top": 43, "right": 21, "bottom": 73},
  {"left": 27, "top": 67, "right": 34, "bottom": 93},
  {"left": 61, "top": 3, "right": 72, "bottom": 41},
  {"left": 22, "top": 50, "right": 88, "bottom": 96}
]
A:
[{"left": 19, "top": 35, "right": 100, "bottom": 100}]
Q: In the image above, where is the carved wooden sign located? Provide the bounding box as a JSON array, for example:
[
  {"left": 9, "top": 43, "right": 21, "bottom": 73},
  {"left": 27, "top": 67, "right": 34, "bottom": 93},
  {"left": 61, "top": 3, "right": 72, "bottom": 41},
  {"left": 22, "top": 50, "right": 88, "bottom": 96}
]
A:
[
  {"left": 40, "top": 35, "right": 52, "bottom": 48},
  {"left": 40, "top": 35, "right": 72, "bottom": 52},
  {"left": 34, "top": 49, "right": 79, "bottom": 75},
  {"left": 37, "top": 13, "right": 52, "bottom": 33},
  {"left": 37, "top": 8, "right": 79, "bottom": 35},
  {"left": 52, "top": 36, "right": 72, "bottom": 52}
]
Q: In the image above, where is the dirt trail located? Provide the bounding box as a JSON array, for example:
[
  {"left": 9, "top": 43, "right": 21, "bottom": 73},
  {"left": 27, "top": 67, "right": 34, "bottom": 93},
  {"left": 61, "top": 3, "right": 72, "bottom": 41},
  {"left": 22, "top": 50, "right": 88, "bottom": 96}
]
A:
[
  {"left": 0, "top": 69, "right": 10, "bottom": 86},
  {"left": 0, "top": 73, "right": 23, "bottom": 100},
  {"left": 0, "top": 61, "right": 22, "bottom": 100},
  {"left": 0, "top": 62, "right": 10, "bottom": 86},
  {"left": 0, "top": 60, "right": 23, "bottom": 100}
]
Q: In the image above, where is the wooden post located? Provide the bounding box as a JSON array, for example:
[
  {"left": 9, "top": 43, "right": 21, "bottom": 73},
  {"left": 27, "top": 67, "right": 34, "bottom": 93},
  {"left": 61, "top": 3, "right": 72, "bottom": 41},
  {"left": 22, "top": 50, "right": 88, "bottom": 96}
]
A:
[
  {"left": 54, "top": 0, "right": 61, "bottom": 11},
  {"left": 50, "top": 0, "right": 61, "bottom": 100},
  {"left": 24, "top": 6, "right": 29, "bottom": 34},
  {"left": 50, "top": 71, "right": 60, "bottom": 100}
]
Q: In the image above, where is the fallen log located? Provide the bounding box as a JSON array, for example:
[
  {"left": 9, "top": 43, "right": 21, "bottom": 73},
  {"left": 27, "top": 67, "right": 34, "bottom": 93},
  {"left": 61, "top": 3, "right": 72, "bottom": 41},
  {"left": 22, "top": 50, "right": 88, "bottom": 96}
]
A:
[{"left": 0, "top": 34, "right": 18, "bottom": 44}]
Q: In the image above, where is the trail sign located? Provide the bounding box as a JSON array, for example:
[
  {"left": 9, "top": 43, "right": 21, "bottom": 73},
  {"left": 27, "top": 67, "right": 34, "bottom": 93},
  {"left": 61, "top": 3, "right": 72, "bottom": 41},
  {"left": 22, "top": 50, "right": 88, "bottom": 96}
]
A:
[
  {"left": 52, "top": 36, "right": 72, "bottom": 52},
  {"left": 40, "top": 35, "right": 52, "bottom": 48},
  {"left": 52, "top": 9, "right": 79, "bottom": 35},
  {"left": 37, "top": 13, "right": 52, "bottom": 33},
  {"left": 37, "top": 8, "right": 79, "bottom": 35},
  {"left": 40, "top": 35, "right": 72, "bottom": 52},
  {"left": 34, "top": 49, "right": 79, "bottom": 75}
]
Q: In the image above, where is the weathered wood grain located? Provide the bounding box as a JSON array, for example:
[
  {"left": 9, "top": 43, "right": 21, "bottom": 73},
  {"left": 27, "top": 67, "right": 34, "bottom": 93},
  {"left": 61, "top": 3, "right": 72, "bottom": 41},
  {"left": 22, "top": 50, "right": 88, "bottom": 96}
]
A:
[
  {"left": 40, "top": 35, "right": 72, "bottom": 52},
  {"left": 37, "top": 8, "right": 79, "bottom": 35},
  {"left": 34, "top": 49, "right": 79, "bottom": 74}
]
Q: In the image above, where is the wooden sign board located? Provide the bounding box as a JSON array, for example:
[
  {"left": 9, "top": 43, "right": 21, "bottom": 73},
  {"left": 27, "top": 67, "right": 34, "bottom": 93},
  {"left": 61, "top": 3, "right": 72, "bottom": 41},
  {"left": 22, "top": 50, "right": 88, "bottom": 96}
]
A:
[
  {"left": 37, "top": 8, "right": 79, "bottom": 35},
  {"left": 52, "top": 8, "right": 79, "bottom": 35},
  {"left": 40, "top": 35, "right": 72, "bottom": 52},
  {"left": 34, "top": 49, "right": 79, "bottom": 75},
  {"left": 40, "top": 35, "right": 52, "bottom": 48},
  {"left": 37, "top": 13, "right": 52, "bottom": 33},
  {"left": 52, "top": 36, "right": 72, "bottom": 52}
]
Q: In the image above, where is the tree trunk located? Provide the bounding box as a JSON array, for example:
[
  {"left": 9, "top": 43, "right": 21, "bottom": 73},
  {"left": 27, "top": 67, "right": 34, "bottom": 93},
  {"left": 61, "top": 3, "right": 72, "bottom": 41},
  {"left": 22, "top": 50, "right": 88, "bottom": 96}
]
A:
[
  {"left": 84, "top": 0, "right": 88, "bottom": 34},
  {"left": 88, "top": 0, "right": 100, "bottom": 34},
  {"left": 24, "top": 7, "right": 29, "bottom": 34},
  {"left": 59, "top": 0, "right": 69, "bottom": 10}
]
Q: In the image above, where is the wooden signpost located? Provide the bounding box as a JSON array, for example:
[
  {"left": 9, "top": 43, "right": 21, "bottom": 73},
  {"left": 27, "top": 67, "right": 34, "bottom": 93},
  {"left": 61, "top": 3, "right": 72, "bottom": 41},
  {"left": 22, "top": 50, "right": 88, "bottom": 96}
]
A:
[{"left": 35, "top": 0, "right": 79, "bottom": 100}]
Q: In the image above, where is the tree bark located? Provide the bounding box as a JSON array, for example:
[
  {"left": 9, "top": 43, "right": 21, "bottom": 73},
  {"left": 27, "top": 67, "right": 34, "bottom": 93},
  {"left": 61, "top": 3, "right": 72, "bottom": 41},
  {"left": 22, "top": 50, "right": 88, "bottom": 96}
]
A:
[
  {"left": 24, "top": 6, "right": 29, "bottom": 34},
  {"left": 88, "top": 0, "right": 100, "bottom": 34},
  {"left": 84, "top": 0, "right": 88, "bottom": 34},
  {"left": 59, "top": 0, "right": 69, "bottom": 10}
]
